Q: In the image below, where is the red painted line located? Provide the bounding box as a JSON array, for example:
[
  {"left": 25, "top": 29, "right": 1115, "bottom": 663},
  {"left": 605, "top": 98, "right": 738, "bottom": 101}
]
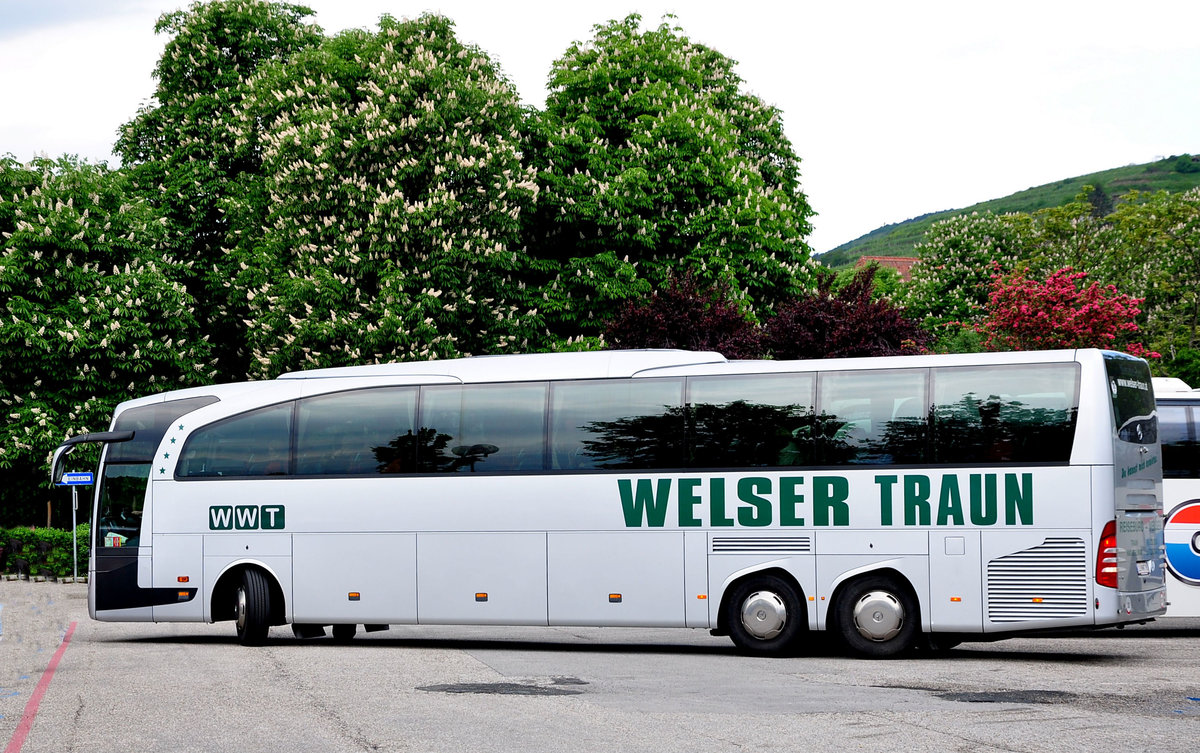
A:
[{"left": 4, "top": 621, "right": 76, "bottom": 753}]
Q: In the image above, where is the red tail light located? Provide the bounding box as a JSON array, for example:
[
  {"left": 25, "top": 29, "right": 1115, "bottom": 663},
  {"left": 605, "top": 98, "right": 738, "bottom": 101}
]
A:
[{"left": 1096, "top": 520, "right": 1119, "bottom": 589}]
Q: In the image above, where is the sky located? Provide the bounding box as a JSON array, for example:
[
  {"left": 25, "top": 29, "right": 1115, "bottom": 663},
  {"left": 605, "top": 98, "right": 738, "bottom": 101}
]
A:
[{"left": 1, "top": 1, "right": 1198, "bottom": 254}]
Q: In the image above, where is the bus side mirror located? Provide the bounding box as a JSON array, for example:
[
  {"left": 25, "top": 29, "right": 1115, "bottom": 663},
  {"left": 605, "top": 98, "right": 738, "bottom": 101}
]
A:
[
  {"left": 49, "top": 430, "right": 136, "bottom": 486},
  {"left": 50, "top": 444, "right": 74, "bottom": 485}
]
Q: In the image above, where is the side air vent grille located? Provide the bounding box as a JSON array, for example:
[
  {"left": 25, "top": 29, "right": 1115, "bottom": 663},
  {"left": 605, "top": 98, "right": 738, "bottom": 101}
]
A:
[
  {"left": 711, "top": 536, "right": 812, "bottom": 554},
  {"left": 987, "top": 537, "right": 1088, "bottom": 623}
]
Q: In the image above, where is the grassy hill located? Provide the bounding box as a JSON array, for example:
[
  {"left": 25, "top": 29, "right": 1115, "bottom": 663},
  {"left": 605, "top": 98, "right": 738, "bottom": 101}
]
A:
[{"left": 817, "top": 154, "right": 1200, "bottom": 268}]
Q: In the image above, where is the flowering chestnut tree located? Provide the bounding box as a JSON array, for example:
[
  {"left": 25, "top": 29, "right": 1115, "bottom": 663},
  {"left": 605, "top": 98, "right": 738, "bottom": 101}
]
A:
[
  {"left": 904, "top": 210, "right": 1037, "bottom": 328},
  {"left": 0, "top": 157, "right": 212, "bottom": 525},
  {"left": 976, "top": 267, "right": 1155, "bottom": 357},
  {"left": 232, "top": 14, "right": 545, "bottom": 377},
  {"left": 116, "top": 0, "right": 323, "bottom": 377}
]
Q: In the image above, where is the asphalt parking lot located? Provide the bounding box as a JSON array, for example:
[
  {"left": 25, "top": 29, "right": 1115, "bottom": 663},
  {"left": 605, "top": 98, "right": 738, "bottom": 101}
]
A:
[{"left": 2, "top": 580, "right": 1199, "bottom": 752}]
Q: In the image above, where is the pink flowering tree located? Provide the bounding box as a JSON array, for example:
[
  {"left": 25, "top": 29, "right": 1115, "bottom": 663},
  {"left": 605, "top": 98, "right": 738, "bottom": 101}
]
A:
[{"left": 977, "top": 267, "right": 1157, "bottom": 357}]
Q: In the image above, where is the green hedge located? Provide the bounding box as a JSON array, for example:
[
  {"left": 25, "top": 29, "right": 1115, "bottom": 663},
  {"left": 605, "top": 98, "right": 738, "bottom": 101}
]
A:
[{"left": 0, "top": 524, "right": 90, "bottom": 578}]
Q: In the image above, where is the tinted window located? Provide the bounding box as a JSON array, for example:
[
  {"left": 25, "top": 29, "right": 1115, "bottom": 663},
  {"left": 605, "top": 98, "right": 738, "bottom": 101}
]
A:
[
  {"left": 931, "top": 364, "right": 1079, "bottom": 464},
  {"left": 818, "top": 370, "right": 928, "bottom": 465},
  {"left": 419, "top": 383, "right": 548, "bottom": 472},
  {"left": 1105, "top": 354, "right": 1157, "bottom": 444},
  {"left": 551, "top": 379, "right": 685, "bottom": 470},
  {"left": 1160, "top": 402, "right": 1200, "bottom": 478},
  {"left": 177, "top": 403, "right": 293, "bottom": 477},
  {"left": 108, "top": 396, "right": 219, "bottom": 463},
  {"left": 296, "top": 388, "right": 417, "bottom": 475},
  {"left": 688, "top": 373, "right": 815, "bottom": 467}
]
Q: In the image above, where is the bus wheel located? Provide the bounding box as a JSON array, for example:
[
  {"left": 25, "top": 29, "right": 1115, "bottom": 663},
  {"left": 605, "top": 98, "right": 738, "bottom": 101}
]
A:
[
  {"left": 724, "top": 574, "right": 803, "bottom": 655},
  {"left": 235, "top": 569, "right": 271, "bottom": 646},
  {"left": 834, "top": 575, "right": 918, "bottom": 659},
  {"left": 331, "top": 624, "right": 357, "bottom": 642}
]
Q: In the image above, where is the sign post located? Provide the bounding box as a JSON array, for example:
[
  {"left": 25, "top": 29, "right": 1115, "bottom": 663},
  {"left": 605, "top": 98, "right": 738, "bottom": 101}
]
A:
[{"left": 57, "top": 472, "right": 93, "bottom": 581}]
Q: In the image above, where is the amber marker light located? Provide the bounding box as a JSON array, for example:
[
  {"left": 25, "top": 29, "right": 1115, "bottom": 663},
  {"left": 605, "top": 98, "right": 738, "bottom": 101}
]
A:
[
  {"left": 475, "top": 593, "right": 488, "bottom": 602},
  {"left": 609, "top": 594, "right": 623, "bottom": 603},
  {"left": 177, "top": 576, "right": 189, "bottom": 583},
  {"left": 950, "top": 597, "right": 962, "bottom": 603},
  {"left": 348, "top": 592, "right": 361, "bottom": 601}
]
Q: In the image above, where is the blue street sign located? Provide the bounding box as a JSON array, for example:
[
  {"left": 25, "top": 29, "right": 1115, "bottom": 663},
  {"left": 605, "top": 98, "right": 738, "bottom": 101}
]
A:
[{"left": 59, "top": 471, "right": 94, "bottom": 486}]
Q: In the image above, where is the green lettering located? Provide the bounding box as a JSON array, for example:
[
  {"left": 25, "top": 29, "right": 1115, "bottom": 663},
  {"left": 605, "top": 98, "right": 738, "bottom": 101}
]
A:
[
  {"left": 969, "top": 473, "right": 998, "bottom": 525},
  {"left": 1005, "top": 473, "right": 1033, "bottom": 526},
  {"left": 904, "top": 475, "right": 931, "bottom": 526},
  {"left": 813, "top": 476, "right": 849, "bottom": 526},
  {"left": 875, "top": 475, "right": 898, "bottom": 526},
  {"left": 679, "top": 478, "right": 703, "bottom": 527},
  {"left": 936, "top": 475, "right": 965, "bottom": 526},
  {"left": 709, "top": 478, "right": 733, "bottom": 527},
  {"left": 618, "top": 478, "right": 671, "bottom": 527},
  {"left": 737, "top": 477, "right": 772, "bottom": 527},
  {"left": 780, "top": 476, "right": 805, "bottom": 526}
]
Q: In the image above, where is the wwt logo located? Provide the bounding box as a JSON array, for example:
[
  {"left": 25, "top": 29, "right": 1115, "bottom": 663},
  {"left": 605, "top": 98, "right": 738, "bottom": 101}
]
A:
[{"left": 209, "top": 505, "right": 286, "bottom": 530}]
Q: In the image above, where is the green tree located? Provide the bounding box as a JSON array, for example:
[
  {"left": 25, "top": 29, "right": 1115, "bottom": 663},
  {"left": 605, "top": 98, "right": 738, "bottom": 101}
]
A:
[
  {"left": 526, "top": 14, "right": 817, "bottom": 336},
  {"left": 115, "top": 0, "right": 323, "bottom": 378},
  {"left": 1099, "top": 188, "right": 1200, "bottom": 364},
  {"left": 904, "top": 211, "right": 1037, "bottom": 329},
  {"left": 0, "top": 157, "right": 212, "bottom": 526},
  {"left": 233, "top": 14, "right": 543, "bottom": 377}
]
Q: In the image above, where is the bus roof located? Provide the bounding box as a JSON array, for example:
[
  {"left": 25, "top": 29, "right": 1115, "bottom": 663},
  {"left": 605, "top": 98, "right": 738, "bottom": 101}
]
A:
[{"left": 276, "top": 349, "right": 729, "bottom": 382}]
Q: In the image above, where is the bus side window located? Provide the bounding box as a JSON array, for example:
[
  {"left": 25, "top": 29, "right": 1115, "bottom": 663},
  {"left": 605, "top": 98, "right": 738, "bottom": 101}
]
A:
[
  {"left": 177, "top": 403, "right": 293, "bottom": 478},
  {"left": 687, "top": 373, "right": 816, "bottom": 468},
  {"left": 296, "top": 387, "right": 418, "bottom": 475},
  {"left": 1160, "top": 403, "right": 1200, "bottom": 479},
  {"left": 417, "top": 384, "right": 548, "bottom": 473},
  {"left": 931, "top": 364, "right": 1079, "bottom": 464},
  {"left": 550, "top": 378, "right": 685, "bottom": 471},
  {"left": 817, "top": 369, "right": 928, "bottom": 465}
]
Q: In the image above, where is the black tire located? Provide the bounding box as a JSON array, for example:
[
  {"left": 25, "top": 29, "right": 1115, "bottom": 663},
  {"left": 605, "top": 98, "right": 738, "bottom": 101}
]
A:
[
  {"left": 925, "top": 634, "right": 962, "bottom": 653},
  {"left": 331, "top": 624, "right": 357, "bottom": 642},
  {"left": 723, "top": 573, "right": 805, "bottom": 655},
  {"left": 833, "top": 575, "right": 919, "bottom": 659},
  {"left": 236, "top": 569, "right": 271, "bottom": 646}
]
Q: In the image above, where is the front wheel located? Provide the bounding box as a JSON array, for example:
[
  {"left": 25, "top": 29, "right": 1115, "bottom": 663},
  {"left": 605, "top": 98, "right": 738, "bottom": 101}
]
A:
[
  {"left": 723, "top": 574, "right": 805, "bottom": 655},
  {"left": 833, "top": 575, "right": 919, "bottom": 658},
  {"left": 236, "top": 569, "right": 271, "bottom": 646}
]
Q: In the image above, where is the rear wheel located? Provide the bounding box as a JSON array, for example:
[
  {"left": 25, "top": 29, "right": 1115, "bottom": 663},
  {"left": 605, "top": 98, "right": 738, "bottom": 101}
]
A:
[
  {"left": 834, "top": 575, "right": 918, "bottom": 658},
  {"left": 235, "top": 569, "right": 271, "bottom": 646},
  {"left": 724, "top": 574, "right": 804, "bottom": 655}
]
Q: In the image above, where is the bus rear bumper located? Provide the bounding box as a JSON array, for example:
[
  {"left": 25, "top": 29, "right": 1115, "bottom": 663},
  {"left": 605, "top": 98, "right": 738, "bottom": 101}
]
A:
[{"left": 1116, "top": 585, "right": 1168, "bottom": 622}]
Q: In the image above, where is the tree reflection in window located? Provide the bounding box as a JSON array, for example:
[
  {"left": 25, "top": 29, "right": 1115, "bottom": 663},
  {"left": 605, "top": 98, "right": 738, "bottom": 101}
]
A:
[
  {"left": 690, "top": 399, "right": 818, "bottom": 467},
  {"left": 931, "top": 363, "right": 1080, "bottom": 464}
]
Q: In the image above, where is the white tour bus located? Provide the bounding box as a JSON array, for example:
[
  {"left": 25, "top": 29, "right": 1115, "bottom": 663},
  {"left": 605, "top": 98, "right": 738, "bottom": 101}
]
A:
[
  {"left": 52, "top": 348, "right": 1167, "bottom": 657},
  {"left": 1151, "top": 377, "right": 1200, "bottom": 616}
]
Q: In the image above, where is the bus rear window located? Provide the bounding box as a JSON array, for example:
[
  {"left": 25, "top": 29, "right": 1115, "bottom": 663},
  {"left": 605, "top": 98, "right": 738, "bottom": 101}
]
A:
[{"left": 1104, "top": 354, "right": 1157, "bottom": 444}]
